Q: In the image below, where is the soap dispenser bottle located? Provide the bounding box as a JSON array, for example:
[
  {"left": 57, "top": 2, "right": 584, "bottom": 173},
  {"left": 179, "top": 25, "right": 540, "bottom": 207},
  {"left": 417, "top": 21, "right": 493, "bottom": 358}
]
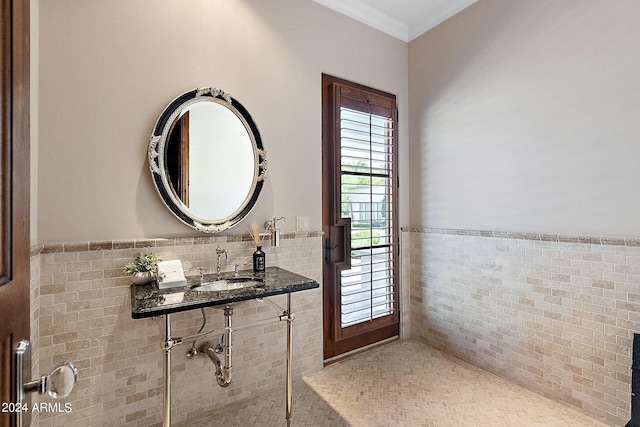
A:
[
  {"left": 265, "top": 216, "right": 285, "bottom": 247},
  {"left": 253, "top": 247, "right": 265, "bottom": 273},
  {"left": 250, "top": 223, "right": 266, "bottom": 273}
]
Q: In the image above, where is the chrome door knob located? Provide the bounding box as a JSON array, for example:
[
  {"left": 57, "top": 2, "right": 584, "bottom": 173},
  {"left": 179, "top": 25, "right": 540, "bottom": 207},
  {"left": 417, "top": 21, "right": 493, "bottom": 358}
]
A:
[
  {"left": 24, "top": 360, "right": 78, "bottom": 399},
  {"left": 15, "top": 340, "right": 78, "bottom": 427}
]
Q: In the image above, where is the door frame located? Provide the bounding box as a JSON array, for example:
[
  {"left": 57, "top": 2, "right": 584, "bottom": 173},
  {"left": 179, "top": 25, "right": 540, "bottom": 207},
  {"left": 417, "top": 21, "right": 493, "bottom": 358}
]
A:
[
  {"left": 321, "top": 74, "right": 399, "bottom": 362},
  {"left": 0, "top": 0, "right": 31, "bottom": 425}
]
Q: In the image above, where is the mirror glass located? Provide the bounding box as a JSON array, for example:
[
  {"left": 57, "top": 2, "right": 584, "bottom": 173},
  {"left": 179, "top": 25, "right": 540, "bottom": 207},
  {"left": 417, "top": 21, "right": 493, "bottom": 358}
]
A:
[
  {"left": 167, "top": 101, "right": 254, "bottom": 219},
  {"left": 149, "top": 87, "right": 267, "bottom": 233}
]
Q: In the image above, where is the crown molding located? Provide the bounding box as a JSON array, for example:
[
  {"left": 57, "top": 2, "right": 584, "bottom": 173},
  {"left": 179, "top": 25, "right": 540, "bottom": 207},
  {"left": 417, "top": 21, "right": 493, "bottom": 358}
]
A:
[
  {"left": 313, "top": 0, "right": 410, "bottom": 42},
  {"left": 408, "top": 0, "right": 478, "bottom": 41},
  {"left": 313, "top": 0, "right": 478, "bottom": 42}
]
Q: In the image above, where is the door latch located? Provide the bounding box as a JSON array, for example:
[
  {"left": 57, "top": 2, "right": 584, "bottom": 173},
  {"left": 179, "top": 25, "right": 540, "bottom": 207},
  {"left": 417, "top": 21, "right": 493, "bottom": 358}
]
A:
[
  {"left": 325, "top": 218, "right": 352, "bottom": 268},
  {"left": 325, "top": 237, "right": 338, "bottom": 264},
  {"left": 14, "top": 340, "right": 78, "bottom": 426}
]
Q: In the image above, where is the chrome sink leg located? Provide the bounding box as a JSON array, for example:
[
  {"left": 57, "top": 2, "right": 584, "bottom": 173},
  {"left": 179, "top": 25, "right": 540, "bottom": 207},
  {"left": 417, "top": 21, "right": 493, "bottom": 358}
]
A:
[
  {"left": 162, "top": 314, "right": 182, "bottom": 427},
  {"left": 164, "top": 314, "right": 171, "bottom": 427},
  {"left": 286, "top": 293, "right": 293, "bottom": 427}
]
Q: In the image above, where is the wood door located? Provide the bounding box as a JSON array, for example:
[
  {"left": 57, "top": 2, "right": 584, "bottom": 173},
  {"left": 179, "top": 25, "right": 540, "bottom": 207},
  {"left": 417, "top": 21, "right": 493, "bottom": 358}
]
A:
[
  {"left": 322, "top": 74, "right": 399, "bottom": 361},
  {"left": 0, "top": 0, "right": 31, "bottom": 425}
]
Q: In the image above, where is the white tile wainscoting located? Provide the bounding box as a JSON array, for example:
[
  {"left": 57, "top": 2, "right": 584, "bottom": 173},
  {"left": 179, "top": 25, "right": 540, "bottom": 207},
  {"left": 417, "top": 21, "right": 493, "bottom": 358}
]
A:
[
  {"left": 29, "top": 232, "right": 323, "bottom": 426},
  {"left": 406, "top": 227, "right": 640, "bottom": 426},
  {"left": 28, "top": 226, "right": 635, "bottom": 426}
]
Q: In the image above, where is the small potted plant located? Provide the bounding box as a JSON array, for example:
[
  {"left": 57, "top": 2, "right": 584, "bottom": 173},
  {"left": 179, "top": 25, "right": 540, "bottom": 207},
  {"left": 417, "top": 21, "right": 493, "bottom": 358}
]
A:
[{"left": 124, "top": 252, "right": 161, "bottom": 285}]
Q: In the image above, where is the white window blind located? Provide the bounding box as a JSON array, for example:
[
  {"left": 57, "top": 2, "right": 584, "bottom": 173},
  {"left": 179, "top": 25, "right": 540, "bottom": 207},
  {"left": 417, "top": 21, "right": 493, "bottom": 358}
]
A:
[{"left": 339, "top": 107, "right": 396, "bottom": 328}]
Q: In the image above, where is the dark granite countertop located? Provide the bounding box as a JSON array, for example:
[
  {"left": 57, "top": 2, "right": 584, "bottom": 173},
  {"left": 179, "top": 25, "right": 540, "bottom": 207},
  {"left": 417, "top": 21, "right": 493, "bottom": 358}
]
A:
[{"left": 130, "top": 266, "right": 319, "bottom": 319}]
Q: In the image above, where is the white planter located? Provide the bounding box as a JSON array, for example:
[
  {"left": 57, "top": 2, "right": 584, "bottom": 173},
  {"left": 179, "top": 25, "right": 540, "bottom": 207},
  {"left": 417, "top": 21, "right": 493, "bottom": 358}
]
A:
[{"left": 132, "top": 271, "right": 154, "bottom": 285}]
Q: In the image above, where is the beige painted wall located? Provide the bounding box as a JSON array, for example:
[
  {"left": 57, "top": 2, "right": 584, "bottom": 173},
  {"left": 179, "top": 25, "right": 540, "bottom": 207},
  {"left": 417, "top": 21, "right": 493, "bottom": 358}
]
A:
[
  {"left": 37, "top": 0, "right": 409, "bottom": 243},
  {"left": 409, "top": 0, "right": 640, "bottom": 237}
]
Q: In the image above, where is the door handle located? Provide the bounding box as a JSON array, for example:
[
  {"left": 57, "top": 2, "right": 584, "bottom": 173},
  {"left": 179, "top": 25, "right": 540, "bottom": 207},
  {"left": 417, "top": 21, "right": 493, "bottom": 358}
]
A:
[
  {"left": 15, "top": 340, "right": 78, "bottom": 426},
  {"left": 325, "top": 218, "right": 351, "bottom": 268},
  {"left": 325, "top": 237, "right": 338, "bottom": 264}
]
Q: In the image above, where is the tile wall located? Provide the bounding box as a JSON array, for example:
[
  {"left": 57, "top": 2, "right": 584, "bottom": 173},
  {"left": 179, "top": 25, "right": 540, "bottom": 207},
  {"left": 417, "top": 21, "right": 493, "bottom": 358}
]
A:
[
  {"left": 29, "top": 232, "right": 323, "bottom": 426},
  {"left": 400, "top": 230, "right": 411, "bottom": 340},
  {"left": 408, "top": 228, "right": 639, "bottom": 426},
  {"left": 29, "top": 247, "right": 41, "bottom": 426},
  {"left": 28, "top": 224, "right": 634, "bottom": 426}
]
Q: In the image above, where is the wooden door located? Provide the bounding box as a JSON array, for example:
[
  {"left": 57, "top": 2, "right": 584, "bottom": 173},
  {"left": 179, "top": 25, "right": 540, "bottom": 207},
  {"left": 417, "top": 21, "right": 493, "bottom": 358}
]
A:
[
  {"left": 322, "top": 75, "right": 399, "bottom": 361},
  {"left": 0, "top": 0, "right": 31, "bottom": 425}
]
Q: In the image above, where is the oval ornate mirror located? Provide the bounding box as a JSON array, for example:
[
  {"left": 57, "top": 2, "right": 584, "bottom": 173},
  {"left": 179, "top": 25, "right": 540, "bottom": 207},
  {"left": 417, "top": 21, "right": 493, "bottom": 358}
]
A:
[{"left": 148, "top": 87, "right": 267, "bottom": 233}]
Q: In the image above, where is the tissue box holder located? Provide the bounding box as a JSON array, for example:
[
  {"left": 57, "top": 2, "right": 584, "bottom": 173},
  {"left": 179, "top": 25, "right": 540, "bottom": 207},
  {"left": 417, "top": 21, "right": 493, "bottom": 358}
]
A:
[{"left": 157, "top": 260, "right": 188, "bottom": 289}]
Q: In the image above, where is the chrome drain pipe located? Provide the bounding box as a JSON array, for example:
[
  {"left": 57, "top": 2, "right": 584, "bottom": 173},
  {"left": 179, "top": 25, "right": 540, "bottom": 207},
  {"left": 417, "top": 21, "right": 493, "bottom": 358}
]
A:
[
  {"left": 200, "top": 305, "right": 233, "bottom": 387},
  {"left": 186, "top": 297, "right": 295, "bottom": 426}
]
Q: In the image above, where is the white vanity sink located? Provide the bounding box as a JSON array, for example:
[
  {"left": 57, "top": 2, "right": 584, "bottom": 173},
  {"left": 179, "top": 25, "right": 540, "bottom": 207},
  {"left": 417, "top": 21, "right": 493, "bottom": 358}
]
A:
[{"left": 192, "top": 276, "right": 263, "bottom": 292}]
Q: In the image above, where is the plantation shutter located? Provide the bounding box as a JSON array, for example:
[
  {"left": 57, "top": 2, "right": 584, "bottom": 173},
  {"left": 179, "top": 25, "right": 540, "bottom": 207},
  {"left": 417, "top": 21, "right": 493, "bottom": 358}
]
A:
[{"left": 338, "top": 87, "right": 398, "bottom": 328}]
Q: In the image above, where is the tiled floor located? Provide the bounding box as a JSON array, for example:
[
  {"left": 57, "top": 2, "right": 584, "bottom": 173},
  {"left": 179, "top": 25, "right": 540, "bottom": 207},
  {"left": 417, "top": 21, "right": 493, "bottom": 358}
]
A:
[{"left": 180, "top": 340, "right": 609, "bottom": 426}]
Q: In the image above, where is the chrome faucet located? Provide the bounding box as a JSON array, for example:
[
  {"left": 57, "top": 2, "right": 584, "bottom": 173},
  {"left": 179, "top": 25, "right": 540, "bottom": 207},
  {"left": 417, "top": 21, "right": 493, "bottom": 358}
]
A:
[
  {"left": 185, "top": 266, "right": 206, "bottom": 283},
  {"left": 216, "top": 245, "right": 228, "bottom": 279},
  {"left": 195, "top": 266, "right": 205, "bottom": 282}
]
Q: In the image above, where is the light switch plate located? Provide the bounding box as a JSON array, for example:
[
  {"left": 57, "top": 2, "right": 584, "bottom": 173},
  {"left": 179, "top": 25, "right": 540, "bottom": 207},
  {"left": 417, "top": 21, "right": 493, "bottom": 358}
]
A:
[{"left": 296, "top": 216, "right": 309, "bottom": 231}]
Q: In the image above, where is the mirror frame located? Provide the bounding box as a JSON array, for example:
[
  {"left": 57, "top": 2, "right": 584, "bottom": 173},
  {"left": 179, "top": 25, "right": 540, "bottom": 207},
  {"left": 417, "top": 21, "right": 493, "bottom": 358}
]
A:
[{"left": 148, "top": 87, "right": 267, "bottom": 233}]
